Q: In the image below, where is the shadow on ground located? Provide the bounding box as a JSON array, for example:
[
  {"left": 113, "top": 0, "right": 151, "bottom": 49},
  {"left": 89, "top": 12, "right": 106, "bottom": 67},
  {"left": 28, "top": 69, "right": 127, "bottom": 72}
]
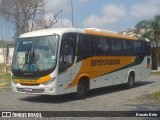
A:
[{"left": 19, "top": 81, "right": 154, "bottom": 103}]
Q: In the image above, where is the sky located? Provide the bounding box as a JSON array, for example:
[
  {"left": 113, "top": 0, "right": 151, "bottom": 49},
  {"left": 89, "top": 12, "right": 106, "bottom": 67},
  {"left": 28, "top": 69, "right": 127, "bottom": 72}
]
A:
[{"left": 0, "top": 0, "right": 160, "bottom": 40}]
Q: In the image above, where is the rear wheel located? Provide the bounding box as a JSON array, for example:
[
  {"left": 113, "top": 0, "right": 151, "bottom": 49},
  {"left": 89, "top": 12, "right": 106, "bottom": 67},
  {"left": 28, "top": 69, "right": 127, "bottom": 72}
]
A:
[
  {"left": 76, "top": 80, "right": 87, "bottom": 99},
  {"left": 126, "top": 73, "right": 134, "bottom": 88}
]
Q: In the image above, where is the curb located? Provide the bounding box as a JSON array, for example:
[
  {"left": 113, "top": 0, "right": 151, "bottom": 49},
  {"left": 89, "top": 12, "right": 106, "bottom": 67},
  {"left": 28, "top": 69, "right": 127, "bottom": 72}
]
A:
[{"left": 151, "top": 70, "right": 160, "bottom": 72}]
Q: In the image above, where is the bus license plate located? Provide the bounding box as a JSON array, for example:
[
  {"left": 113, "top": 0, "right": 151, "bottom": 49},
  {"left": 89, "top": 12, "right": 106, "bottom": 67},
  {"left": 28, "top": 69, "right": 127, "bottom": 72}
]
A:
[{"left": 25, "top": 88, "right": 32, "bottom": 92}]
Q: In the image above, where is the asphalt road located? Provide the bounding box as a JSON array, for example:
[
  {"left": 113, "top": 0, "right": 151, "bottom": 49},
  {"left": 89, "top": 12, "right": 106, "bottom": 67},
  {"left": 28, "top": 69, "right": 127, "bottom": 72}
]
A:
[{"left": 0, "top": 76, "right": 160, "bottom": 120}]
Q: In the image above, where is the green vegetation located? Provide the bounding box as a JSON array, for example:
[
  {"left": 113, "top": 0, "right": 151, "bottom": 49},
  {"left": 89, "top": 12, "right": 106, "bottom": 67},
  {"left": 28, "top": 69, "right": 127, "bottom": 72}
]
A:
[
  {"left": 135, "top": 14, "right": 160, "bottom": 70},
  {"left": 151, "top": 71, "right": 160, "bottom": 76},
  {"left": 0, "top": 63, "right": 6, "bottom": 73},
  {"left": 0, "top": 73, "right": 11, "bottom": 87},
  {"left": 152, "top": 91, "right": 160, "bottom": 100},
  {"left": 0, "top": 73, "right": 11, "bottom": 79}
]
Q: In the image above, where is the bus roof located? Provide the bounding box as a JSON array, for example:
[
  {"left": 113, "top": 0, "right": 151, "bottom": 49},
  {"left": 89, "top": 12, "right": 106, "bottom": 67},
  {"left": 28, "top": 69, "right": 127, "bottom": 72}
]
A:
[
  {"left": 19, "top": 28, "right": 138, "bottom": 40},
  {"left": 19, "top": 28, "right": 81, "bottom": 38},
  {"left": 85, "top": 28, "right": 138, "bottom": 40}
]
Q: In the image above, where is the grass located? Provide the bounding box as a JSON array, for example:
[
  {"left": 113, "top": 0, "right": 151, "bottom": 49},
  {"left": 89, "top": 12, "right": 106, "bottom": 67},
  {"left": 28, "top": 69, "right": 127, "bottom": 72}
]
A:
[
  {"left": 151, "top": 91, "right": 160, "bottom": 100},
  {"left": 0, "top": 73, "right": 11, "bottom": 79},
  {"left": 0, "top": 63, "right": 12, "bottom": 87},
  {"left": 0, "top": 73, "right": 11, "bottom": 87},
  {"left": 151, "top": 71, "right": 160, "bottom": 76},
  {"left": 0, "top": 63, "right": 6, "bottom": 73}
]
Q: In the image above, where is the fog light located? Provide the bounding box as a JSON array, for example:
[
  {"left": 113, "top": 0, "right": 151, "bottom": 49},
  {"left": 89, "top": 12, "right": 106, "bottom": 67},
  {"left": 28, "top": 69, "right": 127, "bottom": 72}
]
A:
[{"left": 42, "top": 77, "right": 56, "bottom": 86}]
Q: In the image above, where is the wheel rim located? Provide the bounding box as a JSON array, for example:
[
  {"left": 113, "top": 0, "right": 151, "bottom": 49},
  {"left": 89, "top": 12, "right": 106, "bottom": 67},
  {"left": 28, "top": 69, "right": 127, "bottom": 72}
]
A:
[
  {"left": 129, "top": 75, "right": 133, "bottom": 86},
  {"left": 77, "top": 83, "right": 84, "bottom": 95}
]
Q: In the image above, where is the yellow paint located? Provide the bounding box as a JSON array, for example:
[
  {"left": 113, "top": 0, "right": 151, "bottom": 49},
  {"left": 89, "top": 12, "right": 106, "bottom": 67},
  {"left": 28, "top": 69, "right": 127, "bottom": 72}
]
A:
[
  {"left": 85, "top": 29, "right": 138, "bottom": 40},
  {"left": 15, "top": 75, "right": 51, "bottom": 85},
  {"left": 65, "top": 56, "right": 136, "bottom": 89}
]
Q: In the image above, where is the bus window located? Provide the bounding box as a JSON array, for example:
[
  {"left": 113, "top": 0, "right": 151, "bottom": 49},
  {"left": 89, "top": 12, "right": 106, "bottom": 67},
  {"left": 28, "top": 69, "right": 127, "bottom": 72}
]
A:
[
  {"left": 90, "top": 36, "right": 97, "bottom": 56},
  {"left": 142, "top": 42, "right": 151, "bottom": 56},
  {"left": 59, "top": 33, "right": 77, "bottom": 72},
  {"left": 111, "top": 38, "right": 122, "bottom": 55},
  {"left": 97, "top": 37, "right": 111, "bottom": 55},
  {"left": 146, "top": 42, "right": 151, "bottom": 56},
  {"left": 77, "top": 34, "right": 91, "bottom": 61},
  {"left": 123, "top": 40, "right": 133, "bottom": 55},
  {"left": 133, "top": 41, "right": 142, "bottom": 56},
  {"left": 142, "top": 42, "right": 146, "bottom": 55}
]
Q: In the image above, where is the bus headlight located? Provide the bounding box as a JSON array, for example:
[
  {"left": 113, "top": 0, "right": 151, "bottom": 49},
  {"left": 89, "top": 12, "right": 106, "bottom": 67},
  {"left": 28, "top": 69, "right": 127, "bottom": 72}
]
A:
[{"left": 42, "top": 77, "right": 56, "bottom": 86}]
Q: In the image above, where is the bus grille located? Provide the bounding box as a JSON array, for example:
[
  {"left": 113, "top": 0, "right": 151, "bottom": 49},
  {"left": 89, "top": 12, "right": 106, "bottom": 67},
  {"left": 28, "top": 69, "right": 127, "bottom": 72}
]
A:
[
  {"left": 20, "top": 83, "right": 40, "bottom": 86},
  {"left": 16, "top": 88, "right": 45, "bottom": 93}
]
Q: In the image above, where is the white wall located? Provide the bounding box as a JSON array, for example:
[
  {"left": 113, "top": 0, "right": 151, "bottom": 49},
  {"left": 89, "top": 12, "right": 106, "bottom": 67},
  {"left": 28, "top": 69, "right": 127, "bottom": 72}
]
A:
[
  {"left": 0, "top": 48, "right": 6, "bottom": 63},
  {"left": 0, "top": 47, "right": 14, "bottom": 65}
]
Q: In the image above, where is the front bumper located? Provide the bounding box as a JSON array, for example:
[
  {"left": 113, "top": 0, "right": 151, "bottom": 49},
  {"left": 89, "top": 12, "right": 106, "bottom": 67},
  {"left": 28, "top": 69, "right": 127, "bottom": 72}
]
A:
[{"left": 11, "top": 82, "right": 57, "bottom": 95}]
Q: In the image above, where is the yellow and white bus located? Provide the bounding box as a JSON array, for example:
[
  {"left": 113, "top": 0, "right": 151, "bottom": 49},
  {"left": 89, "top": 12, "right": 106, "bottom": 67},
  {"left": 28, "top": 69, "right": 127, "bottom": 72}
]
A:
[{"left": 11, "top": 28, "right": 151, "bottom": 98}]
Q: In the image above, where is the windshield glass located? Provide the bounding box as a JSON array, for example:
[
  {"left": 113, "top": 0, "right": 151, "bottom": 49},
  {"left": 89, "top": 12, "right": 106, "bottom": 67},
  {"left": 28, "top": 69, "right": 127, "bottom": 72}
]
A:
[{"left": 12, "top": 35, "right": 59, "bottom": 73}]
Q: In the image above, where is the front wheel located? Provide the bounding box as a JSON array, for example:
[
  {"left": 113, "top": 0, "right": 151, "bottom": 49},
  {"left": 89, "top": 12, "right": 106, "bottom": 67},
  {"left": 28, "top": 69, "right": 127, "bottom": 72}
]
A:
[
  {"left": 126, "top": 73, "right": 134, "bottom": 88},
  {"left": 76, "top": 80, "right": 87, "bottom": 99}
]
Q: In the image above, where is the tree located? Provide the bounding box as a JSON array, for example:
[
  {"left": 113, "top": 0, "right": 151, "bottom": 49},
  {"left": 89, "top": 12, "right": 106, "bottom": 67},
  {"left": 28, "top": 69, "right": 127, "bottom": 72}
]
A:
[
  {"left": 150, "top": 15, "right": 160, "bottom": 48},
  {"left": 135, "top": 20, "right": 150, "bottom": 31},
  {"left": 150, "top": 15, "right": 160, "bottom": 70},
  {"left": 135, "top": 15, "right": 160, "bottom": 70},
  {"left": 0, "top": 0, "right": 46, "bottom": 40},
  {"left": 34, "top": 9, "right": 63, "bottom": 30}
]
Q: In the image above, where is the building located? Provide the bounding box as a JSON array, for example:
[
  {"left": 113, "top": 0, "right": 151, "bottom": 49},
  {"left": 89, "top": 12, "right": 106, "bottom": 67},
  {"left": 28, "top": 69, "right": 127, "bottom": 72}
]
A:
[
  {"left": 120, "top": 28, "right": 141, "bottom": 37},
  {"left": 0, "top": 40, "right": 15, "bottom": 66}
]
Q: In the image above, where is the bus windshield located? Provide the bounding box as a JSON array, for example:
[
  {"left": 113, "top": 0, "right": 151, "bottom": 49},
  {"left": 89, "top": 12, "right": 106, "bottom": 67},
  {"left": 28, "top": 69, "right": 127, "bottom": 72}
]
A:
[{"left": 12, "top": 35, "right": 59, "bottom": 76}]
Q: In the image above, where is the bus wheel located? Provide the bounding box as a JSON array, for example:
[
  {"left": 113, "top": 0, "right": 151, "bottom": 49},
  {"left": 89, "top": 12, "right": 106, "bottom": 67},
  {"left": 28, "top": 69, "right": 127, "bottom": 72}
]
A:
[
  {"left": 126, "top": 73, "right": 134, "bottom": 88},
  {"left": 76, "top": 80, "right": 87, "bottom": 99}
]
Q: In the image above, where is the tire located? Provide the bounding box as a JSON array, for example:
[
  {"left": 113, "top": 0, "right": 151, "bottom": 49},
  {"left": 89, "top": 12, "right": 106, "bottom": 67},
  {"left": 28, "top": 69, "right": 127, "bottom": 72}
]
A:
[
  {"left": 76, "top": 80, "right": 87, "bottom": 99},
  {"left": 126, "top": 73, "right": 134, "bottom": 88}
]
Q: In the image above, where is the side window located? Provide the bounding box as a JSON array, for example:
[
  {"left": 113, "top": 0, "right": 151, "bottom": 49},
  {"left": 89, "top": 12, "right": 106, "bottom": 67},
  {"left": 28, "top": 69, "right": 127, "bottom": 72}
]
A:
[
  {"left": 90, "top": 35, "right": 97, "bottom": 56},
  {"left": 77, "top": 34, "right": 91, "bottom": 61},
  {"left": 146, "top": 42, "right": 151, "bottom": 56},
  {"left": 133, "top": 41, "right": 142, "bottom": 56},
  {"left": 141, "top": 42, "right": 151, "bottom": 56},
  {"left": 111, "top": 38, "right": 122, "bottom": 55},
  {"left": 123, "top": 40, "right": 133, "bottom": 55},
  {"left": 59, "top": 33, "right": 77, "bottom": 72},
  {"left": 142, "top": 42, "right": 146, "bottom": 55},
  {"left": 97, "top": 37, "right": 111, "bottom": 55}
]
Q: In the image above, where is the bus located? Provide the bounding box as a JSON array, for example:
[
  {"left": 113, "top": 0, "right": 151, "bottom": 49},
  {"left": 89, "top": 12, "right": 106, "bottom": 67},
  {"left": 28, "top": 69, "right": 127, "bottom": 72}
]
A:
[{"left": 11, "top": 28, "right": 151, "bottom": 98}]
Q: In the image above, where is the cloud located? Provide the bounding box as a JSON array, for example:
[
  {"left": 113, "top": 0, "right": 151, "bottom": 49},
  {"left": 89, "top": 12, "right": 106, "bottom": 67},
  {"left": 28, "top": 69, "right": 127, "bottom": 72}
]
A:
[
  {"left": 44, "top": 13, "right": 54, "bottom": 21},
  {"left": 44, "top": 0, "right": 72, "bottom": 27},
  {"left": 52, "top": 18, "right": 72, "bottom": 28},
  {"left": 83, "top": 4, "right": 126, "bottom": 28},
  {"left": 60, "top": 19, "right": 72, "bottom": 27},
  {"left": 46, "top": 0, "right": 67, "bottom": 13},
  {"left": 130, "top": 0, "right": 160, "bottom": 19}
]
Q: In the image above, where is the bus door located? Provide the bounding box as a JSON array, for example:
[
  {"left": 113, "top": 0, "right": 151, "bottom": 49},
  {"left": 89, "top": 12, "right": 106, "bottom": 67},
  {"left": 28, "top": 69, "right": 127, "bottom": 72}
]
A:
[{"left": 58, "top": 33, "right": 77, "bottom": 94}]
